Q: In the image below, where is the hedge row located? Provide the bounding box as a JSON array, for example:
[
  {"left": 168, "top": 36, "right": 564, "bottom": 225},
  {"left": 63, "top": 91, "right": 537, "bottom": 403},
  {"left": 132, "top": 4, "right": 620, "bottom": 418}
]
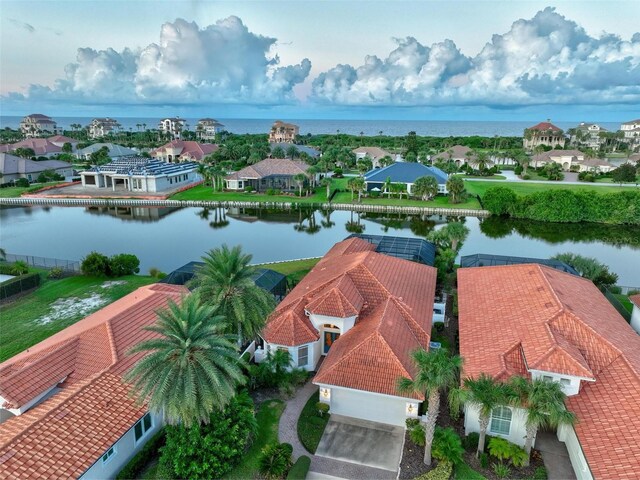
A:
[
  {"left": 482, "top": 187, "right": 640, "bottom": 224},
  {"left": 0, "top": 272, "right": 41, "bottom": 301}
]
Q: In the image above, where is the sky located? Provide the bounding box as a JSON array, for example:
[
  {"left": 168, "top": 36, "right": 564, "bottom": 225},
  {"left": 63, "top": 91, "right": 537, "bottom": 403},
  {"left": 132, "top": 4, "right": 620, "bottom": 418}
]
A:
[{"left": 1, "top": 0, "right": 640, "bottom": 121}]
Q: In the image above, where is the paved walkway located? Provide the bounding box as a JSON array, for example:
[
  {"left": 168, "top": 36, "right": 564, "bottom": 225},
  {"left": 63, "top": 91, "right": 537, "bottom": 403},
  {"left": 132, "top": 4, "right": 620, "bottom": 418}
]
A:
[
  {"left": 536, "top": 432, "right": 576, "bottom": 480},
  {"left": 278, "top": 382, "right": 396, "bottom": 480}
]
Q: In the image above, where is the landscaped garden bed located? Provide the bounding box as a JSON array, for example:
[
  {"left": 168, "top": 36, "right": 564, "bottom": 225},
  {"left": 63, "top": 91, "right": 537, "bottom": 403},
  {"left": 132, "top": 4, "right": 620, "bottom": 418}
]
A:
[{"left": 297, "top": 391, "right": 330, "bottom": 453}]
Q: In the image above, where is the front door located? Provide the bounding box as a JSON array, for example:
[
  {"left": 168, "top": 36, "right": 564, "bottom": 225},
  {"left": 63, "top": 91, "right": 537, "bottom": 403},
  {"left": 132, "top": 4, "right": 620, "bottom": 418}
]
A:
[{"left": 323, "top": 331, "right": 340, "bottom": 354}]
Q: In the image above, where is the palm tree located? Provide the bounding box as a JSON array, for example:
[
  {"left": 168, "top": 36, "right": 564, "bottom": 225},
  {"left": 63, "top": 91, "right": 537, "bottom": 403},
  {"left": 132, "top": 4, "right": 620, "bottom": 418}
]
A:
[
  {"left": 293, "top": 173, "right": 306, "bottom": 197},
  {"left": 412, "top": 176, "right": 439, "bottom": 201},
  {"left": 398, "top": 348, "right": 462, "bottom": 466},
  {"left": 321, "top": 177, "right": 332, "bottom": 200},
  {"left": 508, "top": 376, "right": 576, "bottom": 466},
  {"left": 446, "top": 176, "right": 465, "bottom": 204},
  {"left": 442, "top": 221, "right": 469, "bottom": 252},
  {"left": 124, "top": 293, "right": 246, "bottom": 427},
  {"left": 347, "top": 176, "right": 365, "bottom": 202},
  {"left": 450, "top": 374, "right": 509, "bottom": 457},
  {"left": 189, "top": 245, "right": 275, "bottom": 346}
]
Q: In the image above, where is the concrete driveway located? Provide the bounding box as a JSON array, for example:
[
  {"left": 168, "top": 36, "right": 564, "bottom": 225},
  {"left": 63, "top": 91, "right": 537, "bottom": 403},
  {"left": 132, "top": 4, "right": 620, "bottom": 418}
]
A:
[{"left": 315, "top": 415, "right": 405, "bottom": 472}]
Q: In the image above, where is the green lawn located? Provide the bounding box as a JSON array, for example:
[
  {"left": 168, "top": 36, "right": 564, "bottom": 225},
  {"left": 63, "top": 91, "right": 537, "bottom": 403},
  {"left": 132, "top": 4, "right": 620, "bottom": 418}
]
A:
[
  {"left": 297, "top": 391, "right": 330, "bottom": 454},
  {"left": 225, "top": 399, "right": 285, "bottom": 480},
  {"left": 457, "top": 174, "right": 506, "bottom": 180},
  {"left": 454, "top": 462, "right": 487, "bottom": 480},
  {"left": 258, "top": 258, "right": 321, "bottom": 285},
  {"left": 614, "top": 294, "right": 634, "bottom": 314},
  {"left": 0, "top": 274, "right": 156, "bottom": 361},
  {"left": 170, "top": 184, "right": 330, "bottom": 203},
  {"left": 0, "top": 181, "right": 65, "bottom": 198},
  {"left": 464, "top": 180, "right": 638, "bottom": 197},
  {"left": 332, "top": 192, "right": 482, "bottom": 209}
]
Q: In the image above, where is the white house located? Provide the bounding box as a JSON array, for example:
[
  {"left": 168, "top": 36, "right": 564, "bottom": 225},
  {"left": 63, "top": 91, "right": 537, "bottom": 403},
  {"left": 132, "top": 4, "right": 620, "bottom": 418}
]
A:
[
  {"left": 259, "top": 237, "right": 439, "bottom": 427},
  {"left": 0, "top": 284, "right": 187, "bottom": 479},
  {"left": 88, "top": 118, "right": 121, "bottom": 139},
  {"left": 570, "top": 122, "right": 608, "bottom": 149},
  {"left": 158, "top": 117, "right": 186, "bottom": 139},
  {"left": 530, "top": 149, "right": 584, "bottom": 170},
  {"left": 458, "top": 264, "right": 640, "bottom": 480},
  {"left": 352, "top": 146, "right": 396, "bottom": 168},
  {"left": 196, "top": 118, "right": 225, "bottom": 141},
  {"left": 19, "top": 113, "right": 59, "bottom": 138},
  {"left": 630, "top": 294, "right": 640, "bottom": 335},
  {"left": 575, "top": 158, "right": 616, "bottom": 173},
  {"left": 363, "top": 162, "right": 449, "bottom": 195},
  {"left": 620, "top": 118, "right": 640, "bottom": 145}
]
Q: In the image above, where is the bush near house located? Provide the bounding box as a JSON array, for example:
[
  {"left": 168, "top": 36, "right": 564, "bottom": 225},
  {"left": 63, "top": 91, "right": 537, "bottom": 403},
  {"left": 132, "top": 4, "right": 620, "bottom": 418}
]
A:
[
  {"left": 297, "top": 391, "right": 331, "bottom": 454},
  {"left": 414, "top": 460, "right": 453, "bottom": 480},
  {"left": 81, "top": 251, "right": 141, "bottom": 277},
  {"left": 258, "top": 442, "right": 293, "bottom": 479},
  {"left": 286, "top": 455, "right": 311, "bottom": 480}
]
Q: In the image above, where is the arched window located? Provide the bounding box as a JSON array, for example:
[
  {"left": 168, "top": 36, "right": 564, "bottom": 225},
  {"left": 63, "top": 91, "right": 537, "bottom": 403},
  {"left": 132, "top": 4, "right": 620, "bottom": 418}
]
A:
[{"left": 490, "top": 406, "right": 512, "bottom": 435}]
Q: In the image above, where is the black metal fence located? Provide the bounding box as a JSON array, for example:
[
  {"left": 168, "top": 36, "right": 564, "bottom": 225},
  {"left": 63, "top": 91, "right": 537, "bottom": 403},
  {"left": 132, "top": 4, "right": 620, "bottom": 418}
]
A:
[
  {"left": 3, "top": 253, "right": 81, "bottom": 273},
  {"left": 602, "top": 287, "right": 632, "bottom": 323}
]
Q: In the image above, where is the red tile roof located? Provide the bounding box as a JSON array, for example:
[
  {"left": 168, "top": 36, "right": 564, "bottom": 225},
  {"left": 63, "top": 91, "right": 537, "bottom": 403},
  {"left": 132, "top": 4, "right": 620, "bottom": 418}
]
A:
[
  {"left": 457, "top": 264, "right": 640, "bottom": 480},
  {"left": 226, "top": 158, "right": 311, "bottom": 180},
  {"left": 0, "top": 284, "right": 187, "bottom": 479},
  {"left": 0, "top": 139, "right": 61, "bottom": 155},
  {"left": 151, "top": 140, "right": 218, "bottom": 161},
  {"left": 629, "top": 293, "right": 640, "bottom": 308},
  {"left": 528, "top": 121, "right": 563, "bottom": 132},
  {"left": 262, "top": 237, "right": 437, "bottom": 398}
]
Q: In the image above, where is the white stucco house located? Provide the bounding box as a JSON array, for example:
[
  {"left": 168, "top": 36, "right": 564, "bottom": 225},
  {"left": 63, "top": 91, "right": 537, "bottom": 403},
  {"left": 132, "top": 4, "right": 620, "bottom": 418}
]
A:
[
  {"left": 458, "top": 264, "right": 640, "bottom": 480},
  {"left": 630, "top": 294, "right": 640, "bottom": 335},
  {"left": 259, "top": 237, "right": 439, "bottom": 426},
  {"left": 0, "top": 284, "right": 187, "bottom": 479}
]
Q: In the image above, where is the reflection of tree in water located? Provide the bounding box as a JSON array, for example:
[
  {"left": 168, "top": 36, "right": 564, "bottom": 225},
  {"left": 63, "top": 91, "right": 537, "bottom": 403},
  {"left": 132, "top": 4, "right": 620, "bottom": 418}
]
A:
[
  {"left": 293, "top": 208, "right": 321, "bottom": 235},
  {"left": 196, "top": 208, "right": 229, "bottom": 229},
  {"left": 409, "top": 215, "right": 437, "bottom": 237},
  {"left": 480, "top": 216, "right": 640, "bottom": 249},
  {"left": 320, "top": 209, "right": 335, "bottom": 229},
  {"left": 345, "top": 210, "right": 365, "bottom": 234}
]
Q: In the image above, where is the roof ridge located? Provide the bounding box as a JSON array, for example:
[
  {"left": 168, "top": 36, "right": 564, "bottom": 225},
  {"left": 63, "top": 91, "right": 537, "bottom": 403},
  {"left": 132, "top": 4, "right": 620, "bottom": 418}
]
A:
[
  {"left": 104, "top": 318, "right": 119, "bottom": 365},
  {"left": 1, "top": 337, "right": 79, "bottom": 385}
]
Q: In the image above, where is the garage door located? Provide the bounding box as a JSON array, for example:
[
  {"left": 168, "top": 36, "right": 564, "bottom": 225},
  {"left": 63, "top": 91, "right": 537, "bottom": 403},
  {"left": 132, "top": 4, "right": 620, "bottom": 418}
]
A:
[{"left": 330, "top": 387, "right": 407, "bottom": 426}]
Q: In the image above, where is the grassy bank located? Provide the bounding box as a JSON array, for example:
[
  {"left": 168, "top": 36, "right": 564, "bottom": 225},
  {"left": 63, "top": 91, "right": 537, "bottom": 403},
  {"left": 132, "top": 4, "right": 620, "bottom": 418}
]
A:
[
  {"left": 0, "top": 182, "right": 66, "bottom": 198},
  {"left": 332, "top": 192, "right": 482, "bottom": 209},
  {"left": 257, "top": 258, "right": 321, "bottom": 285},
  {"left": 170, "top": 184, "right": 331, "bottom": 203},
  {"left": 0, "top": 274, "right": 156, "bottom": 362},
  {"left": 465, "top": 180, "right": 638, "bottom": 197}
]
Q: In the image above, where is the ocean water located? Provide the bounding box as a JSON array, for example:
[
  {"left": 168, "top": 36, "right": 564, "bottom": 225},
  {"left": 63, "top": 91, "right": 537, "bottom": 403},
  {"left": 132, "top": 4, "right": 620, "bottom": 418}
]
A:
[{"left": 0, "top": 116, "right": 623, "bottom": 138}]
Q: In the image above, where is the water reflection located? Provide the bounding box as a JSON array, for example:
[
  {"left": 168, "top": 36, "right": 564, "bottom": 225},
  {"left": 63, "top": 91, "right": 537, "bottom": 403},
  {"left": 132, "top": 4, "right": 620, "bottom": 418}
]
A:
[{"left": 85, "top": 206, "right": 181, "bottom": 222}]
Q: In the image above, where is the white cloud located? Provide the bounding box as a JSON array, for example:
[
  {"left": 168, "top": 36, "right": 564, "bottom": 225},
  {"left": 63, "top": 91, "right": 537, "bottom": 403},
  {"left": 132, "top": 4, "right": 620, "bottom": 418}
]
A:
[
  {"left": 311, "top": 7, "right": 640, "bottom": 107},
  {"left": 7, "top": 16, "right": 311, "bottom": 106}
]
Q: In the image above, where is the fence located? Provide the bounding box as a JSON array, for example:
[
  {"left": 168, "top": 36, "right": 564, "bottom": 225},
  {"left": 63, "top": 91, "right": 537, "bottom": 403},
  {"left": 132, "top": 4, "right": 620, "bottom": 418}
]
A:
[
  {"left": 3, "top": 253, "right": 81, "bottom": 273},
  {"left": 602, "top": 287, "right": 632, "bottom": 322}
]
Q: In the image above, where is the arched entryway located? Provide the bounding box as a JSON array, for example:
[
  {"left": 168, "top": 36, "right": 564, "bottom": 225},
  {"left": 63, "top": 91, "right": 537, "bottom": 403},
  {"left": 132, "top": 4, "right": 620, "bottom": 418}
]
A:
[{"left": 322, "top": 324, "right": 340, "bottom": 354}]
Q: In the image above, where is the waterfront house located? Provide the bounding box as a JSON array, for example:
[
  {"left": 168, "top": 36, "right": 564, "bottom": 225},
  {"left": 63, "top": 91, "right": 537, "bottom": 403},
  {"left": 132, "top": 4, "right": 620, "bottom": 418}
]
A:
[
  {"left": 19, "top": 114, "right": 59, "bottom": 138},
  {"left": 151, "top": 140, "right": 218, "bottom": 163},
  {"left": 80, "top": 157, "right": 199, "bottom": 193},
  {"left": 157, "top": 117, "right": 185, "bottom": 139},
  {"left": 523, "top": 121, "right": 566, "bottom": 150},
  {"left": 363, "top": 162, "right": 448, "bottom": 194},
  {"left": 352, "top": 146, "right": 395, "bottom": 168},
  {"left": 76, "top": 143, "right": 138, "bottom": 161},
  {"left": 268, "top": 121, "right": 299, "bottom": 143},
  {"left": 530, "top": 149, "right": 584, "bottom": 170},
  {"left": 630, "top": 295, "right": 640, "bottom": 335},
  {"left": 0, "top": 284, "right": 187, "bottom": 479},
  {"left": 620, "top": 119, "right": 640, "bottom": 146},
  {"left": 570, "top": 123, "right": 608, "bottom": 149},
  {"left": 0, "top": 153, "right": 73, "bottom": 184},
  {"left": 224, "top": 158, "right": 313, "bottom": 192},
  {"left": 88, "top": 118, "right": 120, "bottom": 139},
  {"left": 195, "top": 118, "right": 225, "bottom": 141},
  {"left": 458, "top": 264, "right": 640, "bottom": 480},
  {"left": 0, "top": 138, "right": 62, "bottom": 158},
  {"left": 260, "top": 237, "right": 439, "bottom": 426}
]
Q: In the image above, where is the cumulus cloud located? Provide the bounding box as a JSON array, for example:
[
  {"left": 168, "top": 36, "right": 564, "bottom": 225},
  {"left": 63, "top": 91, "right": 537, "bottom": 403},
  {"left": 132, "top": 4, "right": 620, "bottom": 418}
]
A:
[
  {"left": 8, "top": 16, "right": 311, "bottom": 106},
  {"left": 311, "top": 7, "right": 640, "bottom": 107}
]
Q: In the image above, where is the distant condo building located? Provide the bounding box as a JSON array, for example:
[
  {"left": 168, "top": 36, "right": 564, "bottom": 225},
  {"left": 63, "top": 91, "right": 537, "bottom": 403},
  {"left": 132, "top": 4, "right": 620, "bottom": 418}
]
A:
[
  {"left": 88, "top": 118, "right": 120, "bottom": 139},
  {"left": 570, "top": 122, "right": 608, "bottom": 149},
  {"left": 621, "top": 119, "right": 640, "bottom": 146},
  {"left": 19, "top": 114, "right": 59, "bottom": 138},
  {"left": 196, "top": 118, "right": 225, "bottom": 141},
  {"left": 523, "top": 120, "right": 565, "bottom": 151},
  {"left": 158, "top": 117, "right": 186, "bottom": 139},
  {"left": 269, "top": 120, "right": 299, "bottom": 143}
]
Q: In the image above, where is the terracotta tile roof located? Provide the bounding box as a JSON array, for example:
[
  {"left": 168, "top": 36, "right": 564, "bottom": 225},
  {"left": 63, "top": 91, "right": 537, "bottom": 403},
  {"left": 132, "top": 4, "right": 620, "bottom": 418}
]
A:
[
  {"left": 528, "top": 121, "right": 563, "bottom": 132},
  {"left": 352, "top": 146, "right": 392, "bottom": 160},
  {"left": 457, "top": 264, "right": 640, "bottom": 479},
  {"left": 151, "top": 140, "right": 218, "bottom": 161},
  {"left": 432, "top": 145, "right": 473, "bottom": 161},
  {"left": 47, "top": 135, "right": 77, "bottom": 144},
  {"left": 262, "top": 237, "right": 436, "bottom": 398},
  {"left": 226, "top": 158, "right": 310, "bottom": 180},
  {"left": 0, "top": 284, "right": 187, "bottom": 479},
  {"left": 0, "top": 139, "right": 61, "bottom": 155},
  {"left": 630, "top": 294, "right": 640, "bottom": 308}
]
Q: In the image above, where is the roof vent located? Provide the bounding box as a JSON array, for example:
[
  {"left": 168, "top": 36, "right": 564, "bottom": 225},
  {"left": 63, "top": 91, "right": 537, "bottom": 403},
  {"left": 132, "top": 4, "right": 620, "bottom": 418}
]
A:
[{"left": 544, "top": 302, "right": 554, "bottom": 308}]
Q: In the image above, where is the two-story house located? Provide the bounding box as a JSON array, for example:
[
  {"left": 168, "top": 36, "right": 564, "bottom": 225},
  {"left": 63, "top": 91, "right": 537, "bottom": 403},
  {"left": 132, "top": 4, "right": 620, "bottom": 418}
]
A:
[
  {"left": 570, "top": 123, "right": 608, "bottom": 149},
  {"left": 151, "top": 140, "right": 218, "bottom": 163},
  {"left": 523, "top": 121, "right": 566, "bottom": 151},
  {"left": 19, "top": 114, "right": 59, "bottom": 138},
  {"left": 620, "top": 118, "right": 640, "bottom": 146},
  {"left": 195, "top": 118, "right": 225, "bottom": 141},
  {"left": 458, "top": 264, "right": 640, "bottom": 480},
  {"left": 158, "top": 117, "right": 186, "bottom": 139},
  {"left": 88, "top": 118, "right": 121, "bottom": 139},
  {"left": 268, "top": 121, "right": 299, "bottom": 143}
]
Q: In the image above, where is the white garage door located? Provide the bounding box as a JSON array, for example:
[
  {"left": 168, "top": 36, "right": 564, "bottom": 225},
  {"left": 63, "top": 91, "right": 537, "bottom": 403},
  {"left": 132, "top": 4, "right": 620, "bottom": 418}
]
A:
[{"left": 330, "top": 387, "right": 408, "bottom": 426}]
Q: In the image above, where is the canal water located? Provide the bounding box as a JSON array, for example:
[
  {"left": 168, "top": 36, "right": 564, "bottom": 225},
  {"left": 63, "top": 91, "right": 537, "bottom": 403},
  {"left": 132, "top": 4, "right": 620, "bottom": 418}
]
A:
[{"left": 1, "top": 206, "right": 639, "bottom": 285}]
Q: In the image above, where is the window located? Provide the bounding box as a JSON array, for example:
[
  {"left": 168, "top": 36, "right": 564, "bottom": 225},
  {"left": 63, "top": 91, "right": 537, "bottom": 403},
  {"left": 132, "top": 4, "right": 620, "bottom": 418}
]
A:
[
  {"left": 134, "top": 413, "right": 153, "bottom": 443},
  {"left": 490, "top": 406, "right": 512, "bottom": 436},
  {"left": 560, "top": 378, "right": 571, "bottom": 386},
  {"left": 543, "top": 375, "right": 553, "bottom": 382},
  {"left": 298, "top": 346, "right": 309, "bottom": 367},
  {"left": 102, "top": 446, "right": 116, "bottom": 464}
]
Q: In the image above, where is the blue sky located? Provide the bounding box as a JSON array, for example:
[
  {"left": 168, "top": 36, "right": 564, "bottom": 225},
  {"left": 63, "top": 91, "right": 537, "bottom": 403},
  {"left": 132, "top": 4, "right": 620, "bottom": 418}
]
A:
[{"left": 2, "top": 0, "right": 639, "bottom": 121}]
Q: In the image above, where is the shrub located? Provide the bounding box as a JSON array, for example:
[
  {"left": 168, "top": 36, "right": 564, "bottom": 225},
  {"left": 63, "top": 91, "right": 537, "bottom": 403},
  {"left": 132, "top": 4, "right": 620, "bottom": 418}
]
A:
[
  {"left": 408, "top": 423, "right": 426, "bottom": 446},
  {"left": 10, "top": 260, "right": 29, "bottom": 276},
  {"left": 432, "top": 427, "right": 464, "bottom": 465},
  {"left": 81, "top": 251, "right": 110, "bottom": 277},
  {"left": 160, "top": 392, "right": 257, "bottom": 479},
  {"left": 149, "top": 267, "right": 161, "bottom": 277},
  {"left": 109, "top": 253, "right": 140, "bottom": 276},
  {"left": 514, "top": 164, "right": 523, "bottom": 175},
  {"left": 266, "top": 188, "right": 282, "bottom": 195},
  {"left": 259, "top": 442, "right": 293, "bottom": 479},
  {"left": 487, "top": 437, "right": 527, "bottom": 467},
  {"left": 533, "top": 465, "right": 548, "bottom": 480},
  {"left": 433, "top": 322, "right": 445, "bottom": 334},
  {"left": 48, "top": 267, "right": 64, "bottom": 279},
  {"left": 369, "top": 190, "right": 380, "bottom": 198},
  {"left": 462, "top": 432, "right": 480, "bottom": 452},
  {"left": 244, "top": 185, "right": 255, "bottom": 192},
  {"left": 333, "top": 167, "right": 343, "bottom": 177},
  {"left": 116, "top": 430, "right": 166, "bottom": 480},
  {"left": 483, "top": 186, "right": 518, "bottom": 216},
  {"left": 479, "top": 452, "right": 489, "bottom": 469},
  {"left": 286, "top": 455, "right": 310, "bottom": 480},
  {"left": 493, "top": 462, "right": 511, "bottom": 479},
  {"left": 406, "top": 418, "right": 420, "bottom": 428},
  {"left": 316, "top": 402, "right": 330, "bottom": 417},
  {"left": 521, "top": 173, "right": 531, "bottom": 180},
  {"left": 414, "top": 460, "right": 453, "bottom": 480},
  {"left": 15, "top": 178, "right": 30, "bottom": 187}
]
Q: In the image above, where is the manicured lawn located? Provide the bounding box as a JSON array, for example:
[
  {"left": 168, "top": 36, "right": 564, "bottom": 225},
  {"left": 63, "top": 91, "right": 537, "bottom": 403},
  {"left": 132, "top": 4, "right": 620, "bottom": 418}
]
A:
[
  {"left": 170, "top": 184, "right": 329, "bottom": 203},
  {"left": 0, "top": 274, "right": 156, "bottom": 361},
  {"left": 258, "top": 258, "right": 321, "bottom": 286},
  {"left": 454, "top": 462, "right": 487, "bottom": 480},
  {"left": 225, "top": 399, "right": 285, "bottom": 480},
  {"left": 0, "top": 182, "right": 65, "bottom": 198},
  {"left": 464, "top": 180, "right": 638, "bottom": 197},
  {"left": 614, "top": 294, "right": 634, "bottom": 314},
  {"left": 297, "top": 391, "right": 330, "bottom": 454},
  {"left": 332, "top": 192, "right": 482, "bottom": 209},
  {"left": 458, "top": 174, "right": 506, "bottom": 180}
]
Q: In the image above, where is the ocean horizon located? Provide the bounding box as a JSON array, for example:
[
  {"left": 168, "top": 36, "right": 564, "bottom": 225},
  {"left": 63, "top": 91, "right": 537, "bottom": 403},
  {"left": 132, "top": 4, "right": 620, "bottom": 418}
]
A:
[{"left": 0, "top": 116, "right": 624, "bottom": 138}]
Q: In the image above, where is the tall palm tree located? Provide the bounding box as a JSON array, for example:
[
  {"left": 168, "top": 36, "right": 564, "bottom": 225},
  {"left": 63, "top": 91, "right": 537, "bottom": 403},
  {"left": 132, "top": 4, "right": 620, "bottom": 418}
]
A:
[
  {"left": 189, "top": 245, "right": 275, "bottom": 346},
  {"left": 293, "top": 173, "right": 307, "bottom": 197},
  {"left": 508, "top": 376, "right": 576, "bottom": 466},
  {"left": 450, "top": 373, "right": 509, "bottom": 457},
  {"left": 124, "top": 293, "right": 245, "bottom": 427},
  {"left": 321, "top": 177, "right": 332, "bottom": 200},
  {"left": 398, "top": 348, "right": 462, "bottom": 466}
]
